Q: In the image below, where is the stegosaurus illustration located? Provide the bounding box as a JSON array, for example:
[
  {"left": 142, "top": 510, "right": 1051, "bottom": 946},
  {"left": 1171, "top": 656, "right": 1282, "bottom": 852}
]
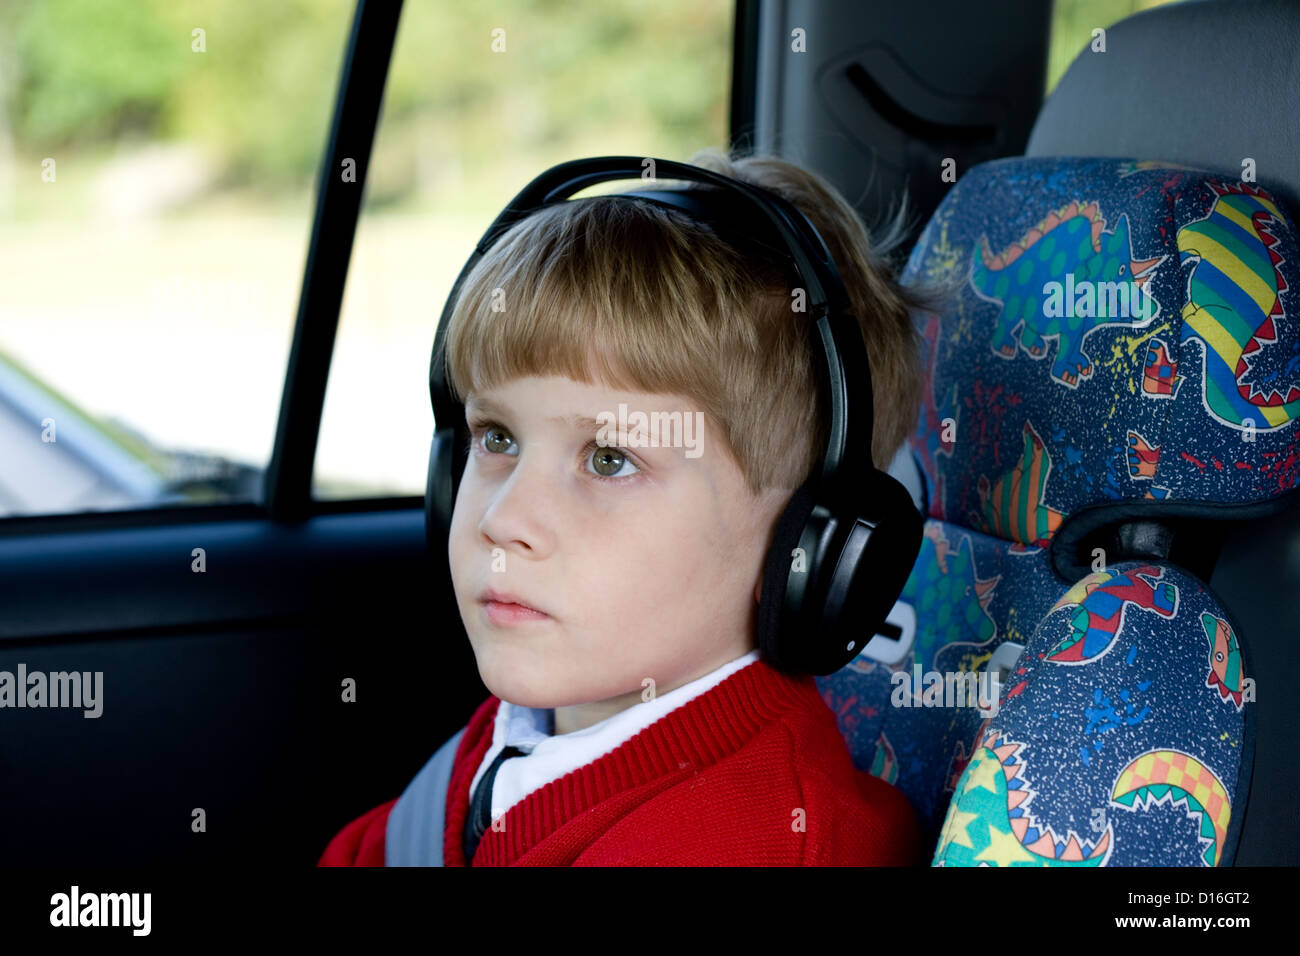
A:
[{"left": 971, "top": 200, "right": 1164, "bottom": 387}]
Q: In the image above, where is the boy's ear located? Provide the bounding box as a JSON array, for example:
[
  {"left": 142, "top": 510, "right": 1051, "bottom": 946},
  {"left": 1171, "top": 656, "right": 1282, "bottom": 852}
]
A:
[{"left": 753, "top": 579, "right": 762, "bottom": 606}]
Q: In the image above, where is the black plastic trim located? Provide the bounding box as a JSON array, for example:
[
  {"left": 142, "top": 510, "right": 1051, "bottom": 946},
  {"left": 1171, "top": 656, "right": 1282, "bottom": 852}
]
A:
[
  {"left": 264, "top": 0, "right": 404, "bottom": 524},
  {"left": 0, "top": 501, "right": 269, "bottom": 539},
  {"left": 842, "top": 62, "right": 997, "bottom": 144},
  {"left": 729, "top": 0, "right": 760, "bottom": 151},
  {"left": 1050, "top": 484, "right": 1300, "bottom": 584},
  {"left": 0, "top": 507, "right": 429, "bottom": 643}
]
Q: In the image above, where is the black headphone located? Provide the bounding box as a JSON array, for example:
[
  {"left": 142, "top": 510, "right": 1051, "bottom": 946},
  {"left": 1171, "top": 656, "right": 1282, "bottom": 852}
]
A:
[{"left": 426, "top": 156, "right": 922, "bottom": 676}]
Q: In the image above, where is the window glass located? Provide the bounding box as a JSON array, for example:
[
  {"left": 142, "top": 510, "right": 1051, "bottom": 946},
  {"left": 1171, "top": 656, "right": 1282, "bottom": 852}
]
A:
[{"left": 0, "top": 0, "right": 352, "bottom": 517}]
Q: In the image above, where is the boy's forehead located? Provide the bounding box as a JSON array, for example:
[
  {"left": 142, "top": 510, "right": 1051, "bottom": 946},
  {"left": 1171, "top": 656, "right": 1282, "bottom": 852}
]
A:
[{"left": 467, "top": 376, "right": 698, "bottom": 420}]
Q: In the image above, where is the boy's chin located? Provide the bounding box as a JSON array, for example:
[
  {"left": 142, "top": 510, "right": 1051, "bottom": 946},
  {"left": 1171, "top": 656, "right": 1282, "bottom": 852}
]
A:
[{"left": 471, "top": 648, "right": 566, "bottom": 710}]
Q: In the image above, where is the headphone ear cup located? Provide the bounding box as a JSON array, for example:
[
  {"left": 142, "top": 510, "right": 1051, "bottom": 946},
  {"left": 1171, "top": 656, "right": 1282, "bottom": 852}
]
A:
[
  {"left": 425, "top": 434, "right": 447, "bottom": 560},
  {"left": 426, "top": 422, "right": 466, "bottom": 566},
  {"left": 757, "top": 477, "right": 817, "bottom": 673}
]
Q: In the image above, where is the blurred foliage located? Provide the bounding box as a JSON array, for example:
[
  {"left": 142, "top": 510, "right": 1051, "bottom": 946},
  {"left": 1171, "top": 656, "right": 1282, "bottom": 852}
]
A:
[
  {"left": 1047, "top": 0, "right": 1182, "bottom": 96},
  {"left": 2, "top": 0, "right": 354, "bottom": 191},
  {"left": 0, "top": 0, "right": 731, "bottom": 213},
  {"left": 372, "top": 0, "right": 730, "bottom": 210},
  {"left": 9, "top": 0, "right": 185, "bottom": 144}
]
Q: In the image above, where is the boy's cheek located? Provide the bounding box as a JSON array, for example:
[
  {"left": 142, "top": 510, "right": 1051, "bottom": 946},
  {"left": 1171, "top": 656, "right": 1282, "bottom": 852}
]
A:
[
  {"left": 445, "top": 501, "right": 476, "bottom": 604},
  {"left": 446, "top": 478, "right": 479, "bottom": 547}
]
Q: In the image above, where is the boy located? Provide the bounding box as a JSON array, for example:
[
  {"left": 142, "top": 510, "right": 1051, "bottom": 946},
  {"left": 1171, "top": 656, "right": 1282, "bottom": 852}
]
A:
[{"left": 319, "top": 149, "right": 932, "bottom": 866}]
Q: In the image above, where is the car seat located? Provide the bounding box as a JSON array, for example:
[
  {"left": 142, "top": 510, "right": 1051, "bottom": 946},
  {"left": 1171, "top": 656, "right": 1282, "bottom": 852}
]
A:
[{"left": 816, "top": 0, "right": 1300, "bottom": 866}]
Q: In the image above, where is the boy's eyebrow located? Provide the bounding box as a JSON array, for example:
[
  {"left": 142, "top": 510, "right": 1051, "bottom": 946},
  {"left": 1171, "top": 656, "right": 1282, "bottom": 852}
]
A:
[{"left": 465, "top": 396, "right": 605, "bottom": 433}]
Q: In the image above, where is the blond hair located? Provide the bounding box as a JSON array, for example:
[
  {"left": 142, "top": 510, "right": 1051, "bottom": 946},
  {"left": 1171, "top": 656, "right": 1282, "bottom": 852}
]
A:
[{"left": 443, "top": 147, "right": 948, "bottom": 495}]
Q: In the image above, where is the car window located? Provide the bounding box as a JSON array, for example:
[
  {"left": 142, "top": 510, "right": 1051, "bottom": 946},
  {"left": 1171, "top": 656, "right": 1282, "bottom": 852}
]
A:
[
  {"left": 312, "top": 0, "right": 733, "bottom": 501},
  {"left": 1047, "top": 0, "right": 1182, "bottom": 97},
  {"left": 0, "top": 0, "right": 353, "bottom": 518}
]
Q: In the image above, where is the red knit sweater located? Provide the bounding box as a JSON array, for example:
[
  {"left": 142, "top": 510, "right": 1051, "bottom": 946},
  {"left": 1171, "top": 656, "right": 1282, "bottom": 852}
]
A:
[{"left": 318, "top": 656, "right": 923, "bottom": 866}]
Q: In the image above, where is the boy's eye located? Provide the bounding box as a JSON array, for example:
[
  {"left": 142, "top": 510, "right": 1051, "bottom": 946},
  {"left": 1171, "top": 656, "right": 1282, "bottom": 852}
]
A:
[
  {"left": 468, "top": 419, "right": 640, "bottom": 482},
  {"left": 587, "top": 445, "right": 639, "bottom": 479},
  {"left": 480, "top": 425, "right": 514, "bottom": 455}
]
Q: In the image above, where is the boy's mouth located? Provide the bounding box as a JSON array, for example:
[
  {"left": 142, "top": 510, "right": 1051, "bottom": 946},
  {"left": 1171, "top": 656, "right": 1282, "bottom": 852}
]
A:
[{"left": 478, "top": 588, "right": 552, "bottom": 625}]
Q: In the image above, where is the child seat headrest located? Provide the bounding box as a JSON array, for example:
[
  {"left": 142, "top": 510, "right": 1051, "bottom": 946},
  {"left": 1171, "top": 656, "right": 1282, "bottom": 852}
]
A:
[{"left": 904, "top": 156, "right": 1300, "bottom": 581}]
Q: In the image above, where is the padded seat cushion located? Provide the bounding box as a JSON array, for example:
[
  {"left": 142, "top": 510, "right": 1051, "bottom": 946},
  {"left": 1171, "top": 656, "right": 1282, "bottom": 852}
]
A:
[{"left": 933, "top": 560, "right": 1254, "bottom": 866}]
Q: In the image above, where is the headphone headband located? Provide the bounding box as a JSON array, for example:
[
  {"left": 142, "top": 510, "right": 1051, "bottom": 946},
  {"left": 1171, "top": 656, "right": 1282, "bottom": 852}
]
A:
[{"left": 476, "top": 158, "right": 851, "bottom": 316}]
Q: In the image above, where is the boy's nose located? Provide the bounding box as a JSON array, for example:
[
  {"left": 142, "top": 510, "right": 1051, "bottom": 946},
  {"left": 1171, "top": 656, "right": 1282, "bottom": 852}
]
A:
[{"left": 476, "top": 462, "right": 557, "bottom": 558}]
